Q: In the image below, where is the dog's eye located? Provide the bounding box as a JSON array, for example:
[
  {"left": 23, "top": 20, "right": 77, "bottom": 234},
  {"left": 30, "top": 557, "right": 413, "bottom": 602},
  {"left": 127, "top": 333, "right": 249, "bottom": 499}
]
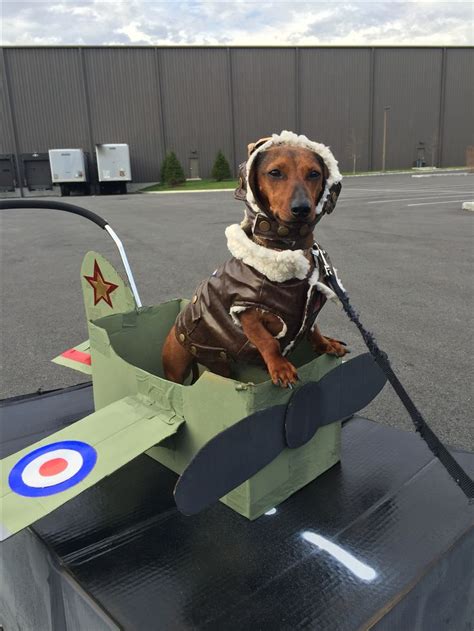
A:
[
  {"left": 268, "top": 169, "right": 282, "bottom": 178},
  {"left": 308, "top": 170, "right": 321, "bottom": 179}
]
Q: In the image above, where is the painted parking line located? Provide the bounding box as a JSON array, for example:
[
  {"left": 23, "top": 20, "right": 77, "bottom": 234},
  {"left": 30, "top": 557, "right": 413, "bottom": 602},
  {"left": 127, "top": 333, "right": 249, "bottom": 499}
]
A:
[
  {"left": 412, "top": 173, "right": 470, "bottom": 178},
  {"left": 345, "top": 187, "right": 472, "bottom": 193},
  {"left": 145, "top": 188, "right": 235, "bottom": 194},
  {"left": 368, "top": 194, "right": 470, "bottom": 204},
  {"left": 407, "top": 199, "right": 471, "bottom": 207}
]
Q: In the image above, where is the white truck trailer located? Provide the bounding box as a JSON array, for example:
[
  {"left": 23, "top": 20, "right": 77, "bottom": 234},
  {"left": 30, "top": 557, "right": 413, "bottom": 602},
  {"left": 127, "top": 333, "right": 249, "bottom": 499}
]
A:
[
  {"left": 48, "top": 149, "right": 89, "bottom": 196},
  {"left": 95, "top": 143, "right": 131, "bottom": 194}
]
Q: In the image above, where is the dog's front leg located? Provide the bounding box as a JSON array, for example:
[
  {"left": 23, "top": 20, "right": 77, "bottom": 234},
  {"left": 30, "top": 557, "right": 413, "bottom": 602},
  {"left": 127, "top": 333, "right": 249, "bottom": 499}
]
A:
[
  {"left": 162, "top": 324, "right": 195, "bottom": 384},
  {"left": 239, "top": 309, "right": 298, "bottom": 387},
  {"left": 310, "top": 324, "right": 348, "bottom": 357}
]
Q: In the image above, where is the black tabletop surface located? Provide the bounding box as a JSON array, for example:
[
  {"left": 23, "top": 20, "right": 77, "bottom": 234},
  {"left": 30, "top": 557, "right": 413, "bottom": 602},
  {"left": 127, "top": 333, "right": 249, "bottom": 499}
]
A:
[
  {"left": 2, "top": 383, "right": 473, "bottom": 629},
  {"left": 25, "top": 407, "right": 473, "bottom": 631}
]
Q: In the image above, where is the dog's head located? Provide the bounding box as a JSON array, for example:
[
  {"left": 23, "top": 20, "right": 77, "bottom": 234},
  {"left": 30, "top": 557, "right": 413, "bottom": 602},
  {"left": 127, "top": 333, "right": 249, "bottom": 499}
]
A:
[
  {"left": 235, "top": 131, "right": 342, "bottom": 247},
  {"left": 250, "top": 144, "right": 329, "bottom": 225}
]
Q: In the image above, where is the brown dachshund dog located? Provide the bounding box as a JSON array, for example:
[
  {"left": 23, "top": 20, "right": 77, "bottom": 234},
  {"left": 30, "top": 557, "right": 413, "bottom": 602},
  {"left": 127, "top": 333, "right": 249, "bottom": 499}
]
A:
[{"left": 163, "top": 132, "right": 348, "bottom": 387}]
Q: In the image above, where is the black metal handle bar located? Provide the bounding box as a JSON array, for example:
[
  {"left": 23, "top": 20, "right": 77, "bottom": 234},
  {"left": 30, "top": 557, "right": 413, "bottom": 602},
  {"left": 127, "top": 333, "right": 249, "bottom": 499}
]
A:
[{"left": 0, "top": 199, "right": 108, "bottom": 229}]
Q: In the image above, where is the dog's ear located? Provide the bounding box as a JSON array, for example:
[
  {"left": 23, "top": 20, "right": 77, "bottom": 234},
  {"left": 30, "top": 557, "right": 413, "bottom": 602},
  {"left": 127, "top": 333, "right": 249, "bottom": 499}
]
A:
[{"left": 247, "top": 137, "right": 271, "bottom": 158}]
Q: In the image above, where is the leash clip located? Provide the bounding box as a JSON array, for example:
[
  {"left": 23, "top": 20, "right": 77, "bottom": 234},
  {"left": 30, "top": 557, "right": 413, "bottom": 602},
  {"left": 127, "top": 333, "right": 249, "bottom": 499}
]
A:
[{"left": 315, "top": 247, "right": 334, "bottom": 277}]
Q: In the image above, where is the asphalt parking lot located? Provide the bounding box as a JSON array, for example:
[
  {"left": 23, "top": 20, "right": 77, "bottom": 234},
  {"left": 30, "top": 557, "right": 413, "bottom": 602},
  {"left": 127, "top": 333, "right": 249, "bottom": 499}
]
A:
[{"left": 1, "top": 173, "right": 473, "bottom": 450}]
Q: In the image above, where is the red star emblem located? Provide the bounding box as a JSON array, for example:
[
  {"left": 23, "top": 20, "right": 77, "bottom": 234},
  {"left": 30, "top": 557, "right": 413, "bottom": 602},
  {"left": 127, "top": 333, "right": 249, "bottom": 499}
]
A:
[{"left": 84, "top": 260, "right": 118, "bottom": 308}]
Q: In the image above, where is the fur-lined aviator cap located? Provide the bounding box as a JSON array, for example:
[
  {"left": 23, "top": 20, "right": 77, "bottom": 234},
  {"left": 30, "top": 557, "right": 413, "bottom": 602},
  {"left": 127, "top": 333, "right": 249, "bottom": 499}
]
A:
[{"left": 234, "top": 130, "right": 343, "bottom": 247}]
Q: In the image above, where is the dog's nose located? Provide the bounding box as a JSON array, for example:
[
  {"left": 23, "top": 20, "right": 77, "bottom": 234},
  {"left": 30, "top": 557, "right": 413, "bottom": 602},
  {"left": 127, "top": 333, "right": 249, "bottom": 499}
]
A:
[{"left": 291, "top": 203, "right": 311, "bottom": 218}]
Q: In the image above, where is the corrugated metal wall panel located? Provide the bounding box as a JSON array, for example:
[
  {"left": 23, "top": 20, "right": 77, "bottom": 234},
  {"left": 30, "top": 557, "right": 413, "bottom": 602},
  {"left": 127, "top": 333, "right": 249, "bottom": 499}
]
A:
[
  {"left": 4, "top": 48, "right": 90, "bottom": 153},
  {"left": 372, "top": 48, "right": 443, "bottom": 170},
  {"left": 300, "top": 48, "right": 371, "bottom": 172},
  {"left": 231, "top": 48, "right": 297, "bottom": 165},
  {"left": 1, "top": 46, "right": 472, "bottom": 185},
  {"left": 159, "top": 48, "right": 233, "bottom": 178},
  {"left": 84, "top": 48, "right": 164, "bottom": 183},
  {"left": 442, "top": 48, "right": 474, "bottom": 167},
  {"left": 0, "top": 50, "right": 16, "bottom": 154}
]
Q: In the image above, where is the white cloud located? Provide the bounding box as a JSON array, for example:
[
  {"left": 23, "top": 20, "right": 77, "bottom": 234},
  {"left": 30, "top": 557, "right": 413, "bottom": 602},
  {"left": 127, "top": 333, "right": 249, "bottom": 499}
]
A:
[
  {"left": 49, "top": 4, "right": 102, "bottom": 19},
  {"left": 1, "top": 1, "right": 473, "bottom": 46},
  {"left": 114, "top": 21, "right": 156, "bottom": 45}
]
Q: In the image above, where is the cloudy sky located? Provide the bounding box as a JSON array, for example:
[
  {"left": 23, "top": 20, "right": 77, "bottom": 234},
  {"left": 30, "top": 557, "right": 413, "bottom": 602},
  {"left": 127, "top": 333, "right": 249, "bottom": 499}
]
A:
[{"left": 2, "top": 1, "right": 473, "bottom": 46}]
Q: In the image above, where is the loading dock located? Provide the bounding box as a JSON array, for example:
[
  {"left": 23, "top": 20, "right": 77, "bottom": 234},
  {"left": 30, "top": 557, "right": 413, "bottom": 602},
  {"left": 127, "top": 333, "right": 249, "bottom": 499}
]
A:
[
  {"left": 21, "top": 153, "right": 52, "bottom": 191},
  {"left": 0, "top": 154, "right": 16, "bottom": 192}
]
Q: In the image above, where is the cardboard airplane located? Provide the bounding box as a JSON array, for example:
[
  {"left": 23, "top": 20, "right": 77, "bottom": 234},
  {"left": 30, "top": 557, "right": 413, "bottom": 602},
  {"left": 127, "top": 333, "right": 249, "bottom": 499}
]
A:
[{"left": 0, "top": 202, "right": 387, "bottom": 542}]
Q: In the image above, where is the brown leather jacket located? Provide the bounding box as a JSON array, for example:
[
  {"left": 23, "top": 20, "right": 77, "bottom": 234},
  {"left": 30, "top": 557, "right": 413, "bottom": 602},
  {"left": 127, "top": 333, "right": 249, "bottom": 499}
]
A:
[
  {"left": 175, "top": 243, "right": 333, "bottom": 367},
  {"left": 175, "top": 132, "right": 342, "bottom": 368}
]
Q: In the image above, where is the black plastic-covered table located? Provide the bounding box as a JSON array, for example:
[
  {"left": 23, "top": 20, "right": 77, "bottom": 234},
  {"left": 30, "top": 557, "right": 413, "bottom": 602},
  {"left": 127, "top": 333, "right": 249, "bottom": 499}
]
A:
[{"left": 1, "top": 383, "right": 473, "bottom": 630}]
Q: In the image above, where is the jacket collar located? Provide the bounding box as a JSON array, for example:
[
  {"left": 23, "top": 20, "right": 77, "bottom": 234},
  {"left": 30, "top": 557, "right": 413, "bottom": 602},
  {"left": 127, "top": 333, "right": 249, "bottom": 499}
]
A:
[{"left": 225, "top": 223, "right": 312, "bottom": 283}]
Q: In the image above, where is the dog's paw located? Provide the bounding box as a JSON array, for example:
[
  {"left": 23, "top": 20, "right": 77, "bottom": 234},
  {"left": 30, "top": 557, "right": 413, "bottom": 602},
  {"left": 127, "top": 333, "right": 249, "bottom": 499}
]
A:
[
  {"left": 269, "top": 358, "right": 299, "bottom": 388},
  {"left": 313, "top": 336, "right": 350, "bottom": 358}
]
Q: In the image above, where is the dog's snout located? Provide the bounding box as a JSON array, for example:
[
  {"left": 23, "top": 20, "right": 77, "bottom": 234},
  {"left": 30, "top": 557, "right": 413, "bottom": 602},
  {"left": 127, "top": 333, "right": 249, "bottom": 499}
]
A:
[
  {"left": 290, "top": 187, "right": 312, "bottom": 218},
  {"left": 291, "top": 202, "right": 311, "bottom": 218}
]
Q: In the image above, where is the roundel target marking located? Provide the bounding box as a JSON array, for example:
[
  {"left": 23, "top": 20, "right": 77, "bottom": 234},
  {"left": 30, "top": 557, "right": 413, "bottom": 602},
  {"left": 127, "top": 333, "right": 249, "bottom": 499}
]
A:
[{"left": 9, "top": 440, "right": 97, "bottom": 497}]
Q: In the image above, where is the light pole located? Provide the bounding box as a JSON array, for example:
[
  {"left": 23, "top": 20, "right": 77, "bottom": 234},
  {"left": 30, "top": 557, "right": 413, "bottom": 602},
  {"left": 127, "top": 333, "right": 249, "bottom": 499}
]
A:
[{"left": 382, "top": 106, "right": 391, "bottom": 172}]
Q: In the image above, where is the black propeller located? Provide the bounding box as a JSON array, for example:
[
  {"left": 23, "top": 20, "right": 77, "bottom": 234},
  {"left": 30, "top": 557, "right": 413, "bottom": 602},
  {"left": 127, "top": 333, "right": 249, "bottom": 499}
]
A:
[
  {"left": 285, "top": 353, "right": 387, "bottom": 448},
  {"left": 174, "top": 405, "right": 287, "bottom": 516},
  {"left": 174, "top": 353, "right": 386, "bottom": 516}
]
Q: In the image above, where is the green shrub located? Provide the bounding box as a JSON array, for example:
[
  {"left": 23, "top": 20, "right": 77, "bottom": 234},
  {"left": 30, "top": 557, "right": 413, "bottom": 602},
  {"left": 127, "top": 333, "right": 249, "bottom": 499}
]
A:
[
  {"left": 211, "top": 150, "right": 232, "bottom": 181},
  {"left": 161, "top": 152, "right": 186, "bottom": 186}
]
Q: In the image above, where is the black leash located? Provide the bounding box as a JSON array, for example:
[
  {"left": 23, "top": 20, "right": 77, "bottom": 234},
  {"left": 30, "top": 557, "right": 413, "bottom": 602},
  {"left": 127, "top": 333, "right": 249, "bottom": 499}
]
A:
[{"left": 315, "top": 247, "right": 474, "bottom": 501}]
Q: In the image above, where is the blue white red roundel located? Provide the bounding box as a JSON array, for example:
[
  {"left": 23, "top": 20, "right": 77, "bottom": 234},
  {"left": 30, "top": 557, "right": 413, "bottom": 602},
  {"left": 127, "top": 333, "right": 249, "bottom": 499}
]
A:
[{"left": 9, "top": 440, "right": 97, "bottom": 497}]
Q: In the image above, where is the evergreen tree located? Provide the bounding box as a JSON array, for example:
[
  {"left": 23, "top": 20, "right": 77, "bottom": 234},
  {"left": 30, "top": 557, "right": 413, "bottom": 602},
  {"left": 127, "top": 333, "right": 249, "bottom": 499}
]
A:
[
  {"left": 160, "top": 155, "right": 168, "bottom": 183},
  {"left": 211, "top": 150, "right": 232, "bottom": 181},
  {"left": 161, "top": 152, "right": 185, "bottom": 186}
]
